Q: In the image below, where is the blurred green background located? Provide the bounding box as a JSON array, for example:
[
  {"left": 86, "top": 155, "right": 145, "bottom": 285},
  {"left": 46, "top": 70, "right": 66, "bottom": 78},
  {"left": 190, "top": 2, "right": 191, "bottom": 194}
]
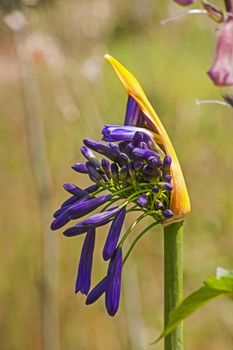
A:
[{"left": 0, "top": 0, "right": 233, "bottom": 349}]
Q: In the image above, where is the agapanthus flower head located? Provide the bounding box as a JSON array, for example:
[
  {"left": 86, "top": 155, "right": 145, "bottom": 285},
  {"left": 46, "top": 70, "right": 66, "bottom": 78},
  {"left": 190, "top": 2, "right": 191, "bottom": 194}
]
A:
[
  {"left": 51, "top": 55, "right": 190, "bottom": 316},
  {"left": 208, "top": 15, "right": 233, "bottom": 86}
]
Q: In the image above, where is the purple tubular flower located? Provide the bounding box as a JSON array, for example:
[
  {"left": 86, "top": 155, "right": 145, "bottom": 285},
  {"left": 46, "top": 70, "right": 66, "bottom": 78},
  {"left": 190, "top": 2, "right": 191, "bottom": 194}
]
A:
[
  {"left": 132, "top": 131, "right": 144, "bottom": 147},
  {"left": 61, "top": 195, "right": 80, "bottom": 208},
  {"left": 83, "top": 139, "right": 118, "bottom": 162},
  {"left": 103, "top": 207, "right": 126, "bottom": 261},
  {"left": 128, "top": 162, "right": 136, "bottom": 180},
  {"left": 111, "top": 163, "right": 119, "bottom": 182},
  {"left": 67, "top": 194, "right": 111, "bottom": 220},
  {"left": 51, "top": 211, "right": 70, "bottom": 230},
  {"left": 86, "top": 277, "right": 107, "bottom": 305},
  {"left": 152, "top": 185, "right": 159, "bottom": 193},
  {"left": 120, "top": 165, "right": 128, "bottom": 181},
  {"left": 75, "top": 207, "right": 121, "bottom": 232},
  {"left": 102, "top": 125, "right": 154, "bottom": 142},
  {"left": 119, "top": 153, "right": 130, "bottom": 164},
  {"left": 148, "top": 156, "right": 162, "bottom": 168},
  {"left": 81, "top": 146, "right": 101, "bottom": 168},
  {"left": 134, "top": 159, "right": 143, "bottom": 171},
  {"left": 208, "top": 16, "right": 233, "bottom": 86},
  {"left": 164, "top": 175, "right": 172, "bottom": 183},
  {"left": 158, "top": 182, "right": 173, "bottom": 191},
  {"left": 86, "top": 162, "right": 103, "bottom": 183},
  {"left": 173, "top": 0, "right": 195, "bottom": 5},
  {"left": 124, "top": 95, "right": 142, "bottom": 126},
  {"left": 75, "top": 228, "right": 96, "bottom": 295},
  {"left": 163, "top": 209, "right": 174, "bottom": 219},
  {"left": 101, "top": 158, "right": 112, "bottom": 179},
  {"left": 63, "top": 184, "right": 87, "bottom": 197},
  {"left": 136, "top": 194, "right": 148, "bottom": 207},
  {"left": 163, "top": 155, "right": 172, "bottom": 171},
  {"left": 85, "top": 184, "right": 99, "bottom": 193},
  {"left": 105, "top": 248, "right": 123, "bottom": 316},
  {"left": 118, "top": 140, "right": 130, "bottom": 153},
  {"left": 132, "top": 147, "right": 159, "bottom": 159},
  {"left": 72, "top": 163, "right": 89, "bottom": 173}
]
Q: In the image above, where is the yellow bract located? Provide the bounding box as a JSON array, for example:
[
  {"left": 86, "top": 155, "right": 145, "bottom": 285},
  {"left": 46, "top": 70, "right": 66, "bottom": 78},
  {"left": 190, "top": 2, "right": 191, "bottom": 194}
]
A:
[{"left": 104, "top": 54, "right": 191, "bottom": 223}]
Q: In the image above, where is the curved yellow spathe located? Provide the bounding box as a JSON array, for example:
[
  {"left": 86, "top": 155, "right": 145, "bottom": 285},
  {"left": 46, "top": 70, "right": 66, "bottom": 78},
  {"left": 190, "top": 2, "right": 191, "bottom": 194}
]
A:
[{"left": 104, "top": 54, "right": 191, "bottom": 223}]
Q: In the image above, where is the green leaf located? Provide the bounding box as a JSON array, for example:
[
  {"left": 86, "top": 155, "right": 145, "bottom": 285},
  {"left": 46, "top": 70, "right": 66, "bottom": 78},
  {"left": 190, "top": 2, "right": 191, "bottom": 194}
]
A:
[{"left": 153, "top": 267, "right": 233, "bottom": 344}]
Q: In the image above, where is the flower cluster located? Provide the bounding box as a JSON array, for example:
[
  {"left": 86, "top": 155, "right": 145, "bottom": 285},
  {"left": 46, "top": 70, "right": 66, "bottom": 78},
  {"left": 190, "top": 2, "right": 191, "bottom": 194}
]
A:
[
  {"left": 51, "top": 54, "right": 190, "bottom": 316},
  {"left": 51, "top": 102, "right": 173, "bottom": 316}
]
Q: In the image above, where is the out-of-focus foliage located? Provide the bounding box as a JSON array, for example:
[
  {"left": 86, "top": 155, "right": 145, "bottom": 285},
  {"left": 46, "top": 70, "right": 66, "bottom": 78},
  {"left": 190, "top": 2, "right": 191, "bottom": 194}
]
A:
[{"left": 0, "top": 1, "right": 233, "bottom": 350}]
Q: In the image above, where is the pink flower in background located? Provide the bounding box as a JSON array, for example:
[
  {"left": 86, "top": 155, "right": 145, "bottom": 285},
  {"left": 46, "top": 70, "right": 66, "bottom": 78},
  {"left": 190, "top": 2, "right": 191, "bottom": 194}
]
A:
[{"left": 208, "top": 15, "right": 233, "bottom": 86}]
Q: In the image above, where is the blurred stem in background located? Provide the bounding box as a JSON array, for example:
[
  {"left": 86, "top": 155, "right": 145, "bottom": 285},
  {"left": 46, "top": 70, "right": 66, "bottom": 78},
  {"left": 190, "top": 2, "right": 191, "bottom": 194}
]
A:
[
  {"left": 6, "top": 12, "right": 60, "bottom": 350},
  {"left": 164, "top": 222, "right": 183, "bottom": 350}
]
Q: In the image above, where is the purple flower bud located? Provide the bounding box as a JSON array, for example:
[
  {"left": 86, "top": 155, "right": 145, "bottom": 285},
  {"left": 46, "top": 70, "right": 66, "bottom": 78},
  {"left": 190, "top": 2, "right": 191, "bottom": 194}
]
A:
[
  {"left": 158, "top": 182, "right": 173, "bottom": 191},
  {"left": 75, "top": 228, "right": 96, "bottom": 295},
  {"left": 105, "top": 248, "right": 123, "bottom": 316},
  {"left": 102, "top": 125, "right": 154, "bottom": 143},
  {"left": 124, "top": 96, "right": 145, "bottom": 126},
  {"left": 118, "top": 140, "right": 130, "bottom": 153},
  {"left": 72, "top": 163, "right": 88, "bottom": 173},
  {"left": 134, "top": 159, "right": 143, "bottom": 171},
  {"left": 164, "top": 175, "right": 172, "bottom": 183},
  {"left": 132, "top": 147, "right": 158, "bottom": 159},
  {"left": 139, "top": 142, "right": 148, "bottom": 149},
  {"left": 86, "top": 162, "right": 103, "bottom": 183},
  {"left": 136, "top": 194, "right": 148, "bottom": 207},
  {"left": 173, "top": 0, "right": 195, "bottom": 5},
  {"left": 155, "top": 200, "right": 163, "bottom": 209},
  {"left": 126, "top": 143, "right": 134, "bottom": 156},
  {"left": 148, "top": 156, "right": 162, "bottom": 168},
  {"left": 109, "top": 143, "right": 121, "bottom": 156},
  {"left": 128, "top": 162, "right": 136, "bottom": 180},
  {"left": 152, "top": 185, "right": 159, "bottom": 193},
  {"left": 101, "top": 158, "right": 112, "bottom": 179},
  {"left": 103, "top": 207, "right": 126, "bottom": 261},
  {"left": 61, "top": 195, "right": 80, "bottom": 208},
  {"left": 81, "top": 146, "right": 101, "bottom": 168},
  {"left": 86, "top": 277, "right": 107, "bottom": 305},
  {"left": 163, "top": 155, "right": 172, "bottom": 171},
  {"left": 132, "top": 131, "right": 144, "bottom": 147},
  {"left": 111, "top": 163, "right": 119, "bottom": 182},
  {"left": 120, "top": 165, "right": 128, "bottom": 181},
  {"left": 163, "top": 209, "right": 174, "bottom": 219},
  {"left": 208, "top": 16, "right": 233, "bottom": 86},
  {"left": 75, "top": 207, "right": 120, "bottom": 233},
  {"left": 51, "top": 211, "right": 70, "bottom": 230},
  {"left": 85, "top": 184, "right": 99, "bottom": 193},
  {"left": 142, "top": 164, "right": 157, "bottom": 176},
  {"left": 83, "top": 139, "right": 119, "bottom": 162},
  {"left": 119, "top": 153, "right": 130, "bottom": 164},
  {"left": 63, "top": 184, "right": 87, "bottom": 197},
  {"left": 67, "top": 194, "right": 111, "bottom": 220}
]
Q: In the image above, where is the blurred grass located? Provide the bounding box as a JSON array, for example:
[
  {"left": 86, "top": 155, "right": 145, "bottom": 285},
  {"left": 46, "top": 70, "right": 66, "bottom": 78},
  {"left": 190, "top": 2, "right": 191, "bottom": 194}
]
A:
[{"left": 0, "top": 1, "right": 233, "bottom": 349}]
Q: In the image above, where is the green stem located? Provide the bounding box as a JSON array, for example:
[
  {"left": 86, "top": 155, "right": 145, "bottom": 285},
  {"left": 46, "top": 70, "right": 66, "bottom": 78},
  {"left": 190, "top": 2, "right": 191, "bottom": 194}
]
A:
[
  {"left": 123, "top": 221, "right": 159, "bottom": 265},
  {"left": 164, "top": 221, "right": 184, "bottom": 350}
]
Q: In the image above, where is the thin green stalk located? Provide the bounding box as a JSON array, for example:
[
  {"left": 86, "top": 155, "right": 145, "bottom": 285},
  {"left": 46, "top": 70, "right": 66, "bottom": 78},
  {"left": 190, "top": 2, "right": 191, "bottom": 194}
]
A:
[
  {"left": 164, "top": 222, "right": 184, "bottom": 350},
  {"left": 123, "top": 221, "right": 159, "bottom": 265}
]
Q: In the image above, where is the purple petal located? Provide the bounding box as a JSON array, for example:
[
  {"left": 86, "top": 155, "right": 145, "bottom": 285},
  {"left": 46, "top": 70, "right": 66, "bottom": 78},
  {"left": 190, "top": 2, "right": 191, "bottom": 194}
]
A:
[
  {"left": 75, "top": 228, "right": 96, "bottom": 295},
  {"left": 105, "top": 248, "right": 123, "bottom": 316},
  {"left": 103, "top": 207, "right": 126, "bottom": 261},
  {"left": 86, "top": 277, "right": 107, "bottom": 305},
  {"left": 67, "top": 194, "right": 111, "bottom": 220}
]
